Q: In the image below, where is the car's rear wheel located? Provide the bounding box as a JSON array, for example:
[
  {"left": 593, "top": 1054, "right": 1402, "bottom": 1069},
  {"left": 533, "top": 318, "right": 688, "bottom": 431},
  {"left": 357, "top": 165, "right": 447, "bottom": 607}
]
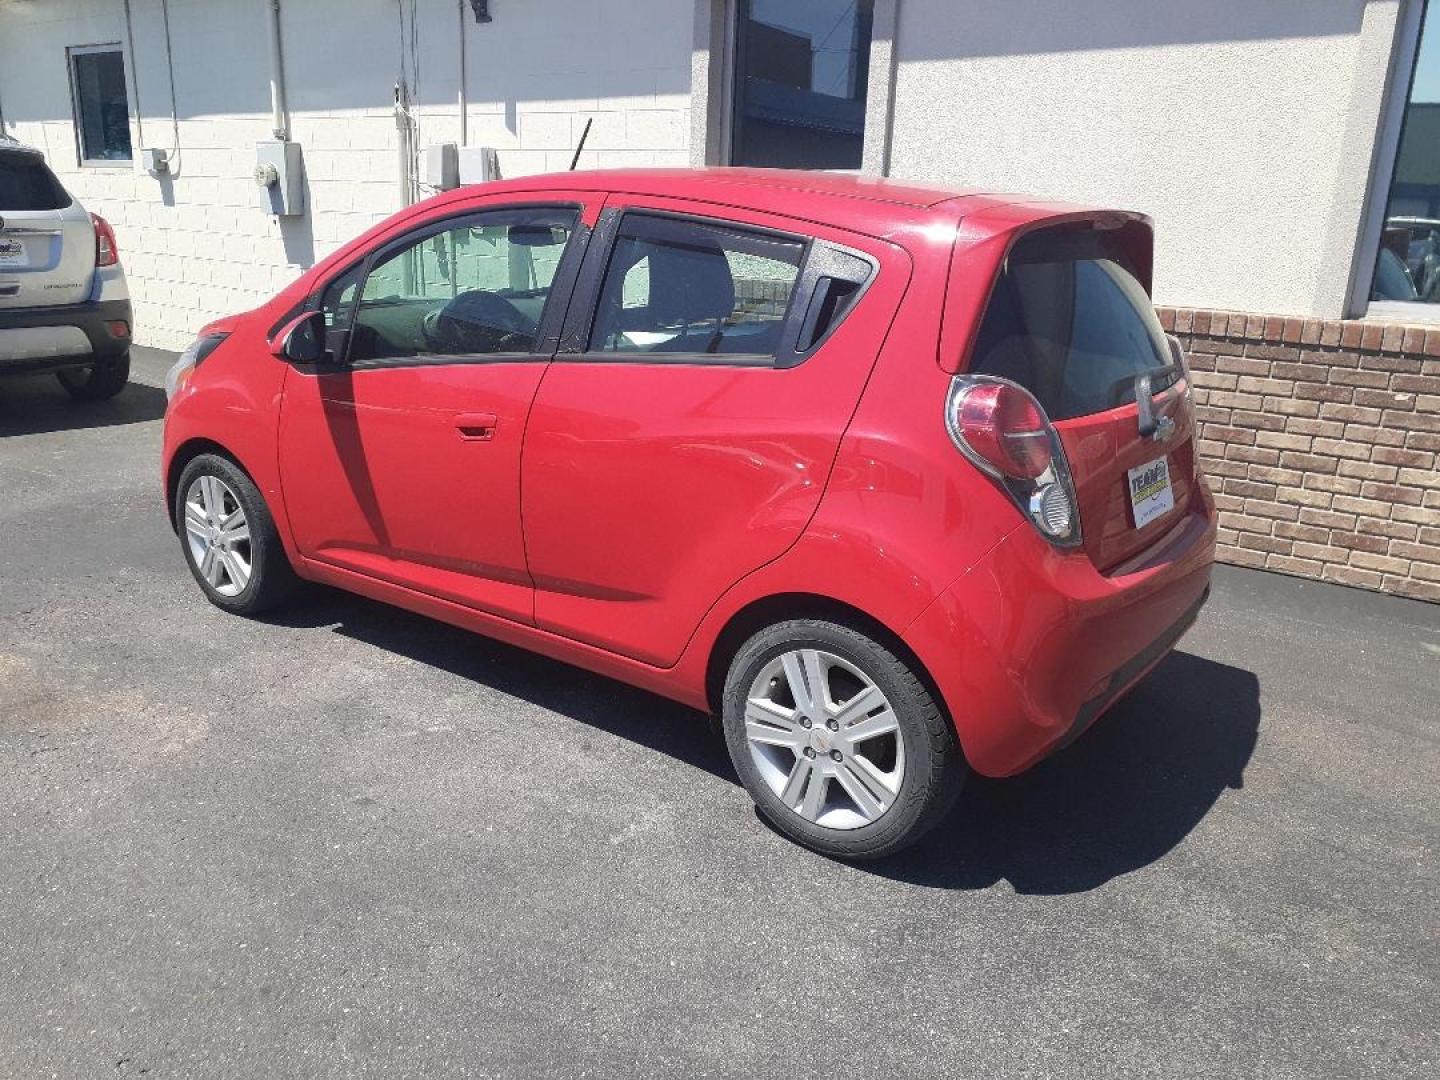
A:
[
  {"left": 721, "top": 618, "right": 966, "bottom": 860},
  {"left": 56, "top": 352, "right": 130, "bottom": 400},
  {"left": 175, "top": 453, "right": 298, "bottom": 616}
]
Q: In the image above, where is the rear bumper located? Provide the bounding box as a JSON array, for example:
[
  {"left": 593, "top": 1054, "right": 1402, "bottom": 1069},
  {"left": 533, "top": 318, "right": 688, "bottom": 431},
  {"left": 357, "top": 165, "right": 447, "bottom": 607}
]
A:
[
  {"left": 0, "top": 297, "right": 132, "bottom": 372},
  {"left": 903, "top": 481, "right": 1217, "bottom": 777}
]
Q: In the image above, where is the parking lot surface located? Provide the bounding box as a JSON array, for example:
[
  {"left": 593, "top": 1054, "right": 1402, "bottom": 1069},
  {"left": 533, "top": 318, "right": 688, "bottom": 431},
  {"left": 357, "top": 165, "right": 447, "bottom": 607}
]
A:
[{"left": 2, "top": 349, "right": 1437, "bottom": 1079}]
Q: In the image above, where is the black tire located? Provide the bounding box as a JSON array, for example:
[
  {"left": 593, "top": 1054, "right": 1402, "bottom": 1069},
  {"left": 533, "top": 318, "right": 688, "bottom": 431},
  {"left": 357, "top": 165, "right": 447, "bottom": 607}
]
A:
[
  {"left": 174, "top": 453, "right": 299, "bottom": 616},
  {"left": 721, "top": 618, "right": 966, "bottom": 860},
  {"left": 56, "top": 352, "right": 130, "bottom": 400}
]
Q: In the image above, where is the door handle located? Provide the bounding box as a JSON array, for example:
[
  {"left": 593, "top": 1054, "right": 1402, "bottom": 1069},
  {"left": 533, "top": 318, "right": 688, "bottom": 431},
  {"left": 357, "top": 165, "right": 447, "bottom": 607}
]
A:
[{"left": 453, "top": 412, "right": 498, "bottom": 441}]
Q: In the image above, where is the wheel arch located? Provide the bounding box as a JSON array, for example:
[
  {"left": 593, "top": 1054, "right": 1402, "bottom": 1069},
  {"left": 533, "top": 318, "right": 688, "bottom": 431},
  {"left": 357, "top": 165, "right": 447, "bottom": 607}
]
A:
[
  {"left": 165, "top": 438, "right": 257, "bottom": 531},
  {"left": 703, "top": 592, "right": 955, "bottom": 745}
]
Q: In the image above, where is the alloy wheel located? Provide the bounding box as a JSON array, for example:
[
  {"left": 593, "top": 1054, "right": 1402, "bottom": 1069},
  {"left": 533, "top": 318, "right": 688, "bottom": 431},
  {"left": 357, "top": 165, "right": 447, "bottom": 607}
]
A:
[
  {"left": 744, "top": 648, "right": 906, "bottom": 830},
  {"left": 183, "top": 474, "right": 252, "bottom": 597}
]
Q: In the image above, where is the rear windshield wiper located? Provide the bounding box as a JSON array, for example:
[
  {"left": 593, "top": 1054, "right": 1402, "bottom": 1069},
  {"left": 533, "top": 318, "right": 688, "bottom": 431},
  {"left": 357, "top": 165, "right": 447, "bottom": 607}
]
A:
[{"left": 1134, "top": 366, "right": 1181, "bottom": 439}]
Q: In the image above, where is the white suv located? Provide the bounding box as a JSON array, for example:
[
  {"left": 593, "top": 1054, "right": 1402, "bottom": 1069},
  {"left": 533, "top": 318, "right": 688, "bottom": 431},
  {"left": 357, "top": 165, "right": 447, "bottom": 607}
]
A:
[{"left": 0, "top": 137, "right": 132, "bottom": 399}]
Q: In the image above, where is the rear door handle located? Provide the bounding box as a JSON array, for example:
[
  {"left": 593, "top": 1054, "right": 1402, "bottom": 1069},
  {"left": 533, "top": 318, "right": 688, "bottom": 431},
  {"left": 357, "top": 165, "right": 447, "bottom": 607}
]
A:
[{"left": 453, "top": 412, "right": 498, "bottom": 441}]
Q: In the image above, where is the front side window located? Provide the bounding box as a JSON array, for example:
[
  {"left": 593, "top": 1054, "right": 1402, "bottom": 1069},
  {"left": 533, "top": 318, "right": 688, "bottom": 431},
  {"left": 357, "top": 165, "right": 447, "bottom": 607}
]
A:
[
  {"left": 588, "top": 214, "right": 804, "bottom": 358},
  {"left": 1373, "top": 0, "right": 1440, "bottom": 306},
  {"left": 347, "top": 208, "right": 577, "bottom": 364},
  {"left": 68, "top": 46, "right": 133, "bottom": 164},
  {"left": 730, "top": 0, "right": 873, "bottom": 169}
]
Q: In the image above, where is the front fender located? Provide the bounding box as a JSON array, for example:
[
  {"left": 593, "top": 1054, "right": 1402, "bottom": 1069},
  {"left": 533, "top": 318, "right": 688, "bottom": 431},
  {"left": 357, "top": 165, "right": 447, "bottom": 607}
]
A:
[{"left": 162, "top": 327, "right": 295, "bottom": 558}]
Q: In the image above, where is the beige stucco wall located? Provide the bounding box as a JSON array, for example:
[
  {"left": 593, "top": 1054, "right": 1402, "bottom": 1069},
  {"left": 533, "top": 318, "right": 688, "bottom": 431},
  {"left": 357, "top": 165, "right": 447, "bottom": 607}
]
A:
[{"left": 884, "top": 0, "right": 1402, "bottom": 320}]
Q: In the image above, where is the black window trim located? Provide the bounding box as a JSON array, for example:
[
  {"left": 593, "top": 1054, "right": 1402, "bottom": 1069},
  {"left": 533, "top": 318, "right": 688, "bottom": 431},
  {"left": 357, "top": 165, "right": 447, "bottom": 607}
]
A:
[
  {"left": 555, "top": 205, "right": 877, "bottom": 370},
  {"left": 291, "top": 201, "right": 591, "bottom": 373}
]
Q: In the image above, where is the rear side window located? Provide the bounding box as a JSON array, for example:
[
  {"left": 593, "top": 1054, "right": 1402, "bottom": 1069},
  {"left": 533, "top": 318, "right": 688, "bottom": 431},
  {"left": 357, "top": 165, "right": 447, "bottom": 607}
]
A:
[
  {"left": 969, "top": 228, "right": 1172, "bottom": 420},
  {"left": 0, "top": 152, "right": 71, "bottom": 211},
  {"left": 589, "top": 214, "right": 804, "bottom": 358}
]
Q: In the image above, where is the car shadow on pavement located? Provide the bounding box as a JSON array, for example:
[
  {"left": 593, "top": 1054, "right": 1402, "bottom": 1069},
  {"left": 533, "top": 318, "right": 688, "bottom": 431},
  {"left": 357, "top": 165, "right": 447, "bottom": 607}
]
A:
[
  {"left": 269, "top": 590, "right": 1259, "bottom": 892},
  {"left": 861, "top": 649, "right": 1261, "bottom": 894},
  {"left": 264, "top": 587, "right": 737, "bottom": 783},
  {"left": 0, "top": 375, "right": 167, "bottom": 437}
]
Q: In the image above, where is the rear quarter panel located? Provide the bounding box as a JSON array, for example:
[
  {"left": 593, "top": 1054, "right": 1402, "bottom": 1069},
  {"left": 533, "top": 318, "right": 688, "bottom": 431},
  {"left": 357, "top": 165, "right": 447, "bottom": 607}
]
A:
[{"left": 664, "top": 211, "right": 1024, "bottom": 693}]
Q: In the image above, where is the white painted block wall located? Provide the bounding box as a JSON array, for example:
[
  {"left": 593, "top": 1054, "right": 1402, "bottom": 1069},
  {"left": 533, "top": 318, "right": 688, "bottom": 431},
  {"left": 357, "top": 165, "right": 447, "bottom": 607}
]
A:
[{"left": 0, "top": 0, "right": 694, "bottom": 350}]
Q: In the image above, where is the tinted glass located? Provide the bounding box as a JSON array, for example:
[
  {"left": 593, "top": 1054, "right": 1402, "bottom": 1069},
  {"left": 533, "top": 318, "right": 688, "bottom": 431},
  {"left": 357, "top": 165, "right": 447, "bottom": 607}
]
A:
[
  {"left": 348, "top": 208, "right": 577, "bottom": 363},
  {"left": 970, "top": 231, "right": 1172, "bottom": 420},
  {"left": 589, "top": 214, "right": 803, "bottom": 358},
  {"left": 70, "top": 50, "right": 133, "bottom": 162},
  {"left": 1373, "top": 1, "right": 1440, "bottom": 303},
  {"left": 731, "top": 0, "right": 873, "bottom": 169},
  {"left": 320, "top": 262, "right": 365, "bottom": 331},
  {"left": 0, "top": 152, "right": 71, "bottom": 211}
]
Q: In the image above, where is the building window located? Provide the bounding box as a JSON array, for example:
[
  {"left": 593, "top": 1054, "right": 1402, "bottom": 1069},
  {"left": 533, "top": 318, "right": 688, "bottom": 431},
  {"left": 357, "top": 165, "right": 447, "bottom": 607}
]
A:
[
  {"left": 730, "top": 0, "right": 873, "bottom": 170},
  {"left": 68, "top": 45, "right": 133, "bottom": 165},
  {"left": 1372, "top": 1, "right": 1440, "bottom": 308}
]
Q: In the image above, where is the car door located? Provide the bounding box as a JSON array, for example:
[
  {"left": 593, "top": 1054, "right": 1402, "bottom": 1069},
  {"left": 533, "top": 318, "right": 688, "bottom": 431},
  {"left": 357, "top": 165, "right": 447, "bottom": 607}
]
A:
[
  {"left": 276, "top": 197, "right": 596, "bottom": 623},
  {"left": 520, "top": 195, "right": 910, "bottom": 666}
]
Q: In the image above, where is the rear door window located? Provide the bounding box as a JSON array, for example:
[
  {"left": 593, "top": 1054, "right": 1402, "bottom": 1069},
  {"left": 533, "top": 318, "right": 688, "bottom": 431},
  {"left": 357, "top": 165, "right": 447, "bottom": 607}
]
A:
[
  {"left": 969, "top": 229, "right": 1173, "bottom": 420},
  {"left": 0, "top": 152, "right": 71, "bottom": 211},
  {"left": 588, "top": 214, "right": 804, "bottom": 358}
]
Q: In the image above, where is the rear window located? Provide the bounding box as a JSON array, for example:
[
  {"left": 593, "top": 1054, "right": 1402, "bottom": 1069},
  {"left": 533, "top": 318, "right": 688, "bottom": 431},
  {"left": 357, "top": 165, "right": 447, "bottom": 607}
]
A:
[
  {"left": 968, "top": 227, "right": 1173, "bottom": 420},
  {"left": 0, "top": 151, "right": 71, "bottom": 212}
]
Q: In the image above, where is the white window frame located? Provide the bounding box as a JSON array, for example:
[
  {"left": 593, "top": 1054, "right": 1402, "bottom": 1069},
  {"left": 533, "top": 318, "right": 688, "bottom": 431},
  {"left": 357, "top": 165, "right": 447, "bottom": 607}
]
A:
[{"left": 66, "top": 43, "right": 134, "bottom": 169}]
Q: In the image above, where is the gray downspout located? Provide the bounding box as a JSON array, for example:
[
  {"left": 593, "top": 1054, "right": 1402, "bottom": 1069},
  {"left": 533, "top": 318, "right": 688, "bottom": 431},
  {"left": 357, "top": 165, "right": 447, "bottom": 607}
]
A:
[{"left": 264, "top": 0, "right": 289, "bottom": 140}]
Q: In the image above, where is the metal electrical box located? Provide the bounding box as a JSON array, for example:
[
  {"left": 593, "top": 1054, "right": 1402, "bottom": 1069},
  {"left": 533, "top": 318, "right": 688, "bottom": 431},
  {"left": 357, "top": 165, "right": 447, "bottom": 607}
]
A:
[
  {"left": 254, "top": 140, "right": 304, "bottom": 216},
  {"left": 457, "top": 146, "right": 501, "bottom": 185},
  {"left": 425, "top": 143, "right": 459, "bottom": 190},
  {"left": 140, "top": 148, "right": 169, "bottom": 175}
]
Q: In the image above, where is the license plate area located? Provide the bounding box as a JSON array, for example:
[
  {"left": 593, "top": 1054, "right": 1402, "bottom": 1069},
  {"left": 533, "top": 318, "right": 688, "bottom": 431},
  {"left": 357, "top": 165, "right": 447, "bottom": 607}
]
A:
[
  {"left": 1127, "top": 455, "right": 1175, "bottom": 529},
  {"left": 0, "top": 237, "right": 30, "bottom": 267}
]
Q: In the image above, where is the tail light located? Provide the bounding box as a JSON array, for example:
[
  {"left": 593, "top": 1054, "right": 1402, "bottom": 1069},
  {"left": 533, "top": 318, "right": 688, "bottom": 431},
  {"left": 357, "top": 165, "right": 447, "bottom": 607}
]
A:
[
  {"left": 91, "top": 213, "right": 119, "bottom": 267},
  {"left": 945, "top": 375, "right": 1082, "bottom": 546}
]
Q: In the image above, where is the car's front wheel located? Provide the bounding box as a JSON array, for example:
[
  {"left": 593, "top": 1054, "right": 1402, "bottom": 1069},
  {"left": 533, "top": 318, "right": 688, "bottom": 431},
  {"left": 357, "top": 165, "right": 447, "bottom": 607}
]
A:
[
  {"left": 56, "top": 352, "right": 130, "bottom": 400},
  {"left": 174, "top": 453, "right": 298, "bottom": 616},
  {"left": 721, "top": 618, "right": 966, "bottom": 860}
]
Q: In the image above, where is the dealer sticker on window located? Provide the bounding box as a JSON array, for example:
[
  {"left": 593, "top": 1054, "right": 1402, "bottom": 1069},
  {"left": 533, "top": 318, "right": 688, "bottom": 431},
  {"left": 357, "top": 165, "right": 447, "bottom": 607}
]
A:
[{"left": 1127, "top": 456, "right": 1175, "bottom": 529}]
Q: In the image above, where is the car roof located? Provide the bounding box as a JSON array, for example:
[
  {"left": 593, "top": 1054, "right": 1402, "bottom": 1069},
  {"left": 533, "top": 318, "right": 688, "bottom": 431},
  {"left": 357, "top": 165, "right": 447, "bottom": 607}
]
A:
[
  {"left": 466, "top": 167, "right": 992, "bottom": 222},
  {"left": 0, "top": 135, "right": 44, "bottom": 158}
]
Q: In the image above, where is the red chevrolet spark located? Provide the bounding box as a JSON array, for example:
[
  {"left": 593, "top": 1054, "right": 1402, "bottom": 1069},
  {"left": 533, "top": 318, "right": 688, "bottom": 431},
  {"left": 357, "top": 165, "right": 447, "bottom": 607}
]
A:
[{"left": 162, "top": 168, "right": 1215, "bottom": 859}]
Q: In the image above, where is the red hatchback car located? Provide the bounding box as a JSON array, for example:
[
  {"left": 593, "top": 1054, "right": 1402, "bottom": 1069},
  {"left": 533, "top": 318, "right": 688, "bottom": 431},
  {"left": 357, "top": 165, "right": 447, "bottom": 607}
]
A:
[{"left": 162, "top": 168, "right": 1215, "bottom": 859}]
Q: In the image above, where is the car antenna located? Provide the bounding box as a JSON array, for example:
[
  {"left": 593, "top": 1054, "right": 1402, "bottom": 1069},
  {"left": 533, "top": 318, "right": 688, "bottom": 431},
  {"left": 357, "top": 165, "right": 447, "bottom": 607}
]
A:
[{"left": 569, "top": 118, "right": 592, "bottom": 171}]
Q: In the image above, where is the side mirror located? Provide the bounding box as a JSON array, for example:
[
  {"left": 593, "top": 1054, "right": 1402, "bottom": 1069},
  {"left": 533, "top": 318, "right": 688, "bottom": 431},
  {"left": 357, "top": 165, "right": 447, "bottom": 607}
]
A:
[{"left": 271, "top": 310, "right": 326, "bottom": 363}]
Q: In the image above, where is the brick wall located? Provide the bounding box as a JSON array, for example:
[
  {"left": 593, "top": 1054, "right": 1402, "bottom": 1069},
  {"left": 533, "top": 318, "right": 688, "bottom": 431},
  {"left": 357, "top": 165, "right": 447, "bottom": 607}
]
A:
[{"left": 1158, "top": 308, "right": 1440, "bottom": 603}]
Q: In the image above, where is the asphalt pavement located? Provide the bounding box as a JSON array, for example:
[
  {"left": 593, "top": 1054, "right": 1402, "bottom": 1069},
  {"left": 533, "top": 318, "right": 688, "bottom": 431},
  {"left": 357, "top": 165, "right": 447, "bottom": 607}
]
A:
[{"left": 1, "top": 348, "right": 1437, "bottom": 1078}]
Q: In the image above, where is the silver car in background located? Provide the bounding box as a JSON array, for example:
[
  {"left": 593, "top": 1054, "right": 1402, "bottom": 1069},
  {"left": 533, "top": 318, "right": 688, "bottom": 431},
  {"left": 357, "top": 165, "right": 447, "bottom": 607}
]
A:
[{"left": 0, "top": 136, "right": 132, "bottom": 399}]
